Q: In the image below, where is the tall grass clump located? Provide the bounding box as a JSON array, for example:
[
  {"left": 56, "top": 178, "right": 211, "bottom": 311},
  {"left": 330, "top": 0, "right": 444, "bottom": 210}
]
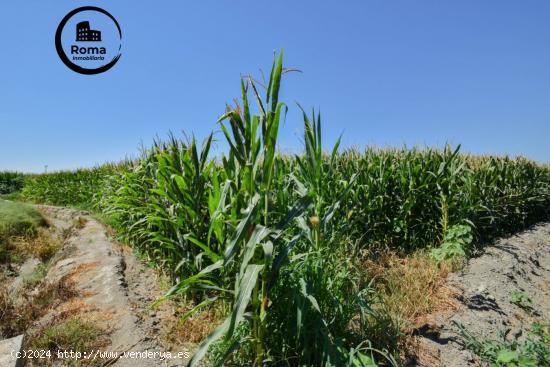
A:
[{"left": 0, "top": 200, "right": 47, "bottom": 263}]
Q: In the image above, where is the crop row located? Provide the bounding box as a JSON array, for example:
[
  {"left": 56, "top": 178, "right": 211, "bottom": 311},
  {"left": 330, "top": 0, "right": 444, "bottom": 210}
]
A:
[{"left": 17, "top": 53, "right": 550, "bottom": 366}]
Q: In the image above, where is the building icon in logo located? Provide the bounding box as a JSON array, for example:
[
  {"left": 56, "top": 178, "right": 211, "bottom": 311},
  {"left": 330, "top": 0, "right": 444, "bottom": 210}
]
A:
[{"left": 76, "top": 21, "right": 101, "bottom": 42}]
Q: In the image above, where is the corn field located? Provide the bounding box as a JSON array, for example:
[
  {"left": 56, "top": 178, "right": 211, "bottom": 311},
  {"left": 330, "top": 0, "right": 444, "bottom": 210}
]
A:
[
  {"left": 19, "top": 53, "right": 550, "bottom": 366},
  {"left": 22, "top": 165, "right": 124, "bottom": 209},
  {"left": 0, "top": 172, "right": 26, "bottom": 195}
]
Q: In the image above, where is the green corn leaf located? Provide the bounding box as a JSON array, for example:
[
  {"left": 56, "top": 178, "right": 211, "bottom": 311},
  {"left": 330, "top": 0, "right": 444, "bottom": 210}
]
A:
[
  {"left": 270, "top": 51, "right": 284, "bottom": 111},
  {"left": 239, "top": 225, "right": 271, "bottom": 277},
  {"left": 330, "top": 134, "right": 343, "bottom": 167},
  {"left": 180, "top": 296, "right": 219, "bottom": 322},
  {"left": 275, "top": 195, "right": 313, "bottom": 232},
  {"left": 249, "top": 76, "right": 266, "bottom": 117},
  {"left": 351, "top": 352, "right": 378, "bottom": 367},
  {"left": 184, "top": 234, "right": 222, "bottom": 263},
  {"left": 224, "top": 194, "right": 261, "bottom": 263},
  {"left": 241, "top": 78, "right": 251, "bottom": 126},
  {"left": 227, "top": 264, "right": 264, "bottom": 339},
  {"left": 160, "top": 259, "right": 224, "bottom": 301},
  {"left": 218, "top": 117, "right": 245, "bottom": 164},
  {"left": 262, "top": 241, "right": 273, "bottom": 261},
  {"left": 269, "top": 235, "right": 301, "bottom": 290},
  {"left": 200, "top": 133, "right": 214, "bottom": 169}
]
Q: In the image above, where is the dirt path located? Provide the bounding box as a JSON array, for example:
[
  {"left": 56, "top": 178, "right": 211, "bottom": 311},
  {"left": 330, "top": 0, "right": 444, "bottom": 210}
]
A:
[
  {"left": 36, "top": 206, "right": 191, "bottom": 367},
  {"left": 413, "top": 223, "right": 550, "bottom": 366}
]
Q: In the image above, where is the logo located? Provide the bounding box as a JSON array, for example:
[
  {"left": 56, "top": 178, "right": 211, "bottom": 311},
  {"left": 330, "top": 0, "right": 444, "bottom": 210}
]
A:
[{"left": 55, "top": 6, "right": 122, "bottom": 75}]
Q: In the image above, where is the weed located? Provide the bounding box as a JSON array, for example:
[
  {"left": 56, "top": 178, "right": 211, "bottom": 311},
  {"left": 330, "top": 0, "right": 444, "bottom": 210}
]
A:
[
  {"left": 30, "top": 316, "right": 107, "bottom": 355},
  {"left": 0, "top": 275, "right": 78, "bottom": 338},
  {"left": 163, "top": 301, "right": 225, "bottom": 345},
  {"left": 430, "top": 224, "right": 473, "bottom": 263},
  {"left": 510, "top": 291, "right": 537, "bottom": 316},
  {"left": 457, "top": 321, "right": 550, "bottom": 367},
  {"left": 0, "top": 191, "right": 22, "bottom": 201},
  {"left": 511, "top": 291, "right": 532, "bottom": 308},
  {"left": 0, "top": 240, "right": 9, "bottom": 262},
  {"left": 23, "top": 261, "right": 50, "bottom": 289},
  {"left": 0, "top": 200, "right": 46, "bottom": 238}
]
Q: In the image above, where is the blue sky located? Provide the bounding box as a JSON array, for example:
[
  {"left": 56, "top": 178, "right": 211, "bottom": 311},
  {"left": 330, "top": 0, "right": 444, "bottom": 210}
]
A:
[{"left": 0, "top": 0, "right": 549, "bottom": 172}]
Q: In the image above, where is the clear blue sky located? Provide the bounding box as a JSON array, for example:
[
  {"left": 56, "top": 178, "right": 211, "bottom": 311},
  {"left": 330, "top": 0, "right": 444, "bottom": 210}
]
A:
[{"left": 1, "top": 0, "right": 549, "bottom": 172}]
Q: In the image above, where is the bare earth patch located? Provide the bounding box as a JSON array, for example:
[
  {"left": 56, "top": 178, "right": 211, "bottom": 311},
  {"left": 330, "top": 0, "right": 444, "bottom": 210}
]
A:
[{"left": 409, "top": 223, "right": 550, "bottom": 367}]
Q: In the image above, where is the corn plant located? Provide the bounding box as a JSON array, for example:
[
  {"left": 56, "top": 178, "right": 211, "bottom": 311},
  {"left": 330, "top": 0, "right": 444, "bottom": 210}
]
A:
[
  {"left": 22, "top": 51, "right": 550, "bottom": 366},
  {"left": 171, "top": 51, "right": 314, "bottom": 366},
  {"left": 22, "top": 165, "right": 123, "bottom": 209}
]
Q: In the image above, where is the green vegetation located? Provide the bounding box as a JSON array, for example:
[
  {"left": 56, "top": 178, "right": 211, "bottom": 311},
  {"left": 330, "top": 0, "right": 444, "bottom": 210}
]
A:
[
  {"left": 15, "top": 53, "right": 550, "bottom": 366},
  {"left": 366, "top": 251, "right": 451, "bottom": 335},
  {"left": 0, "top": 191, "right": 68, "bottom": 345},
  {"left": 0, "top": 201, "right": 73, "bottom": 348},
  {"left": 0, "top": 200, "right": 46, "bottom": 239},
  {"left": 0, "top": 191, "right": 22, "bottom": 201},
  {"left": 22, "top": 165, "right": 122, "bottom": 209},
  {"left": 510, "top": 291, "right": 532, "bottom": 307},
  {"left": 0, "top": 273, "right": 78, "bottom": 338},
  {"left": 510, "top": 291, "right": 536, "bottom": 314},
  {"left": 23, "top": 262, "right": 51, "bottom": 288},
  {"left": 430, "top": 224, "right": 473, "bottom": 263},
  {"left": 0, "top": 199, "right": 46, "bottom": 263},
  {"left": 0, "top": 171, "right": 25, "bottom": 195},
  {"left": 458, "top": 321, "right": 549, "bottom": 367},
  {"left": 30, "top": 316, "right": 107, "bottom": 355}
]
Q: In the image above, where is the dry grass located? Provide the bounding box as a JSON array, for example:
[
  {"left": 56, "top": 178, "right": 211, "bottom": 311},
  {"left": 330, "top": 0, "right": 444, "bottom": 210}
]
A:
[
  {"left": 0, "top": 274, "right": 78, "bottom": 338},
  {"left": 27, "top": 315, "right": 109, "bottom": 367},
  {"left": 0, "top": 236, "right": 110, "bottom": 364},
  {"left": 362, "top": 250, "right": 460, "bottom": 364},
  {"left": 0, "top": 211, "right": 71, "bottom": 337},
  {"left": 366, "top": 251, "right": 457, "bottom": 331},
  {"left": 10, "top": 228, "right": 62, "bottom": 262},
  {"left": 2, "top": 270, "right": 109, "bottom": 366},
  {"left": 161, "top": 299, "right": 225, "bottom": 346},
  {"left": 56, "top": 299, "right": 101, "bottom": 318},
  {"left": 363, "top": 250, "right": 459, "bottom": 339},
  {"left": 0, "top": 281, "right": 12, "bottom": 323},
  {"left": 23, "top": 290, "right": 112, "bottom": 366}
]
